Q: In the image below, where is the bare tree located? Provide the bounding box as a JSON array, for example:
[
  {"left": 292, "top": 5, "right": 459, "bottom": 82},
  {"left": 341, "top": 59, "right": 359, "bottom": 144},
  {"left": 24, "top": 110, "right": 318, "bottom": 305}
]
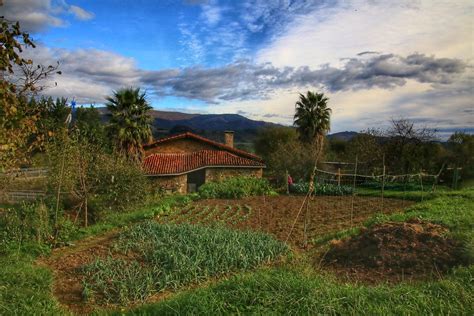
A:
[
  {"left": 7, "top": 61, "right": 62, "bottom": 96},
  {"left": 384, "top": 118, "right": 437, "bottom": 173}
]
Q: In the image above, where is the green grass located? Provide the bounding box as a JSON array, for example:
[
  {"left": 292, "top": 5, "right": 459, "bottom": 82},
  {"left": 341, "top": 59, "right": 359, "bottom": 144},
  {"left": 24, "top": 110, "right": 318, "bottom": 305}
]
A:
[
  {"left": 68, "top": 194, "right": 197, "bottom": 241},
  {"left": 0, "top": 251, "right": 66, "bottom": 315},
  {"left": 82, "top": 222, "right": 289, "bottom": 305},
  {"left": 116, "top": 266, "right": 474, "bottom": 316}
]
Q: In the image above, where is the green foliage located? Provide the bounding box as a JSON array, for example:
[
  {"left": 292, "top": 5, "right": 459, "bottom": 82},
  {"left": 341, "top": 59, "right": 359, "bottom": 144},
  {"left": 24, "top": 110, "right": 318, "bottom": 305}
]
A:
[
  {"left": 294, "top": 91, "right": 331, "bottom": 144},
  {"left": 93, "top": 155, "right": 150, "bottom": 213},
  {"left": 198, "top": 176, "right": 276, "bottom": 199},
  {"left": 0, "top": 254, "right": 63, "bottom": 315},
  {"left": 254, "top": 126, "right": 315, "bottom": 184},
  {"left": 75, "top": 106, "right": 109, "bottom": 147},
  {"left": 448, "top": 132, "right": 474, "bottom": 182},
  {"left": 47, "top": 133, "right": 151, "bottom": 224},
  {"left": 82, "top": 258, "right": 155, "bottom": 304},
  {"left": 120, "top": 266, "right": 474, "bottom": 316},
  {"left": 291, "top": 181, "right": 353, "bottom": 195},
  {"left": 82, "top": 222, "right": 288, "bottom": 304},
  {"left": 106, "top": 87, "right": 152, "bottom": 161},
  {"left": 0, "top": 201, "right": 79, "bottom": 252}
]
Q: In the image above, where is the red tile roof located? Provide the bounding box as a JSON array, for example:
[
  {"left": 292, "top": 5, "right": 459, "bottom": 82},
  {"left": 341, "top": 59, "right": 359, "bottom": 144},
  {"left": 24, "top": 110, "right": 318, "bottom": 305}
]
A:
[
  {"left": 143, "top": 132, "right": 263, "bottom": 162},
  {"left": 143, "top": 150, "right": 265, "bottom": 175}
]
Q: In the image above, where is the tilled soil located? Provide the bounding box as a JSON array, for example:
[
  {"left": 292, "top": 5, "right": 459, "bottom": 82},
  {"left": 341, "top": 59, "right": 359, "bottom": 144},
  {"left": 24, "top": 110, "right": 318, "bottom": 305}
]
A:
[
  {"left": 321, "top": 219, "right": 466, "bottom": 283},
  {"left": 160, "top": 195, "right": 411, "bottom": 249},
  {"left": 37, "top": 231, "right": 119, "bottom": 315}
]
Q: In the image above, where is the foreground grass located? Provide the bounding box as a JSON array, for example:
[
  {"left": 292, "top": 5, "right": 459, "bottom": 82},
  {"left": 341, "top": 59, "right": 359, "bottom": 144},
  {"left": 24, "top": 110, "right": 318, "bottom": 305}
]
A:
[
  {"left": 83, "top": 222, "right": 289, "bottom": 305},
  {"left": 0, "top": 252, "right": 65, "bottom": 315},
  {"left": 118, "top": 266, "right": 473, "bottom": 316}
]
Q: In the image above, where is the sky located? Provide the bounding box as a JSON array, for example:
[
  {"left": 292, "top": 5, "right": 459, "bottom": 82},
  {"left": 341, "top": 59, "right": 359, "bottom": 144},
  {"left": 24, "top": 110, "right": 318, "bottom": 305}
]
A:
[{"left": 2, "top": 0, "right": 473, "bottom": 138}]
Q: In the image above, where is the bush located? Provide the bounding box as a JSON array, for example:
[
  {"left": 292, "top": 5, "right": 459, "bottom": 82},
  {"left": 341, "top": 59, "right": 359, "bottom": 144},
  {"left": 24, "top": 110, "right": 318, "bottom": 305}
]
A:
[
  {"left": 0, "top": 201, "right": 77, "bottom": 252},
  {"left": 291, "top": 181, "right": 353, "bottom": 196},
  {"left": 198, "top": 176, "right": 276, "bottom": 199}
]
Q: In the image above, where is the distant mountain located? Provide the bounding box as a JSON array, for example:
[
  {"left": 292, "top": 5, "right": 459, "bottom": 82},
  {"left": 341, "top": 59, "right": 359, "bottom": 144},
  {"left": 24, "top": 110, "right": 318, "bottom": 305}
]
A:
[
  {"left": 327, "top": 131, "right": 359, "bottom": 141},
  {"left": 97, "top": 107, "right": 358, "bottom": 143},
  {"left": 152, "top": 113, "right": 278, "bottom": 131},
  {"left": 96, "top": 108, "right": 280, "bottom": 146}
]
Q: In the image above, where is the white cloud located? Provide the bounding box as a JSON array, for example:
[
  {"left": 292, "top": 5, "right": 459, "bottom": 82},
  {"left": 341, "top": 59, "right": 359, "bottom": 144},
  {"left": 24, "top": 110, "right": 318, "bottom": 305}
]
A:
[
  {"left": 256, "top": 0, "right": 473, "bottom": 67},
  {"left": 68, "top": 5, "right": 94, "bottom": 21},
  {"left": 1, "top": 0, "right": 94, "bottom": 32}
]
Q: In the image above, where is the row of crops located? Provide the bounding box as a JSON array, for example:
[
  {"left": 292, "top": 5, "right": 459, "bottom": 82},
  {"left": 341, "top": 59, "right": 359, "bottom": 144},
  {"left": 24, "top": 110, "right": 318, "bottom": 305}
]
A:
[
  {"left": 81, "top": 221, "right": 288, "bottom": 305},
  {"left": 160, "top": 204, "right": 253, "bottom": 226}
]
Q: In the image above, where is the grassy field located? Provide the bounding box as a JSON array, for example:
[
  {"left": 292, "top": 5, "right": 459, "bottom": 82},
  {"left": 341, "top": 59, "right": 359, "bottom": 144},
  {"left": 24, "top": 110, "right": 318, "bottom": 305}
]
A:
[{"left": 0, "top": 188, "right": 472, "bottom": 315}]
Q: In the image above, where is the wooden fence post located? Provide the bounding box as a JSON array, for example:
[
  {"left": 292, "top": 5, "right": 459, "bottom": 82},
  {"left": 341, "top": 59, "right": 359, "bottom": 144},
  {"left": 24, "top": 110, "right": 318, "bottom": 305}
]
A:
[
  {"left": 350, "top": 155, "right": 358, "bottom": 228},
  {"left": 381, "top": 154, "right": 386, "bottom": 211}
]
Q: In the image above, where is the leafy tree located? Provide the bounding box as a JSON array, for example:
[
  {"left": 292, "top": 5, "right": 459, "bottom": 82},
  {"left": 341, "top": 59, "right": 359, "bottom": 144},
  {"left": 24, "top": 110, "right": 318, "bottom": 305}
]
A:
[
  {"left": 254, "top": 126, "right": 314, "bottom": 185},
  {"left": 0, "top": 18, "right": 37, "bottom": 169},
  {"left": 0, "top": 18, "right": 60, "bottom": 170},
  {"left": 106, "top": 88, "right": 152, "bottom": 161},
  {"left": 255, "top": 126, "right": 298, "bottom": 161},
  {"left": 447, "top": 132, "right": 474, "bottom": 181},
  {"left": 47, "top": 132, "right": 149, "bottom": 227},
  {"left": 293, "top": 91, "right": 331, "bottom": 158},
  {"left": 75, "top": 106, "right": 109, "bottom": 147}
]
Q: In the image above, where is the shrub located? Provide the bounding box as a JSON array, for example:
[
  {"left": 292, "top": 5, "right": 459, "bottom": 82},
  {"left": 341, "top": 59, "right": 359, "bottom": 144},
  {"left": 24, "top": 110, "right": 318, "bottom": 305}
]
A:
[
  {"left": 0, "top": 202, "right": 77, "bottom": 252},
  {"left": 198, "top": 176, "right": 276, "bottom": 199}
]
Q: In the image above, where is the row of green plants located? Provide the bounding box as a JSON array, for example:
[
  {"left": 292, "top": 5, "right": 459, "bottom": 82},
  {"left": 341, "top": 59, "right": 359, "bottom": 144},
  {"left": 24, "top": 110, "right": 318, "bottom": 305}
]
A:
[
  {"left": 198, "top": 176, "right": 277, "bottom": 199},
  {"left": 81, "top": 221, "right": 289, "bottom": 305},
  {"left": 291, "top": 181, "right": 353, "bottom": 195}
]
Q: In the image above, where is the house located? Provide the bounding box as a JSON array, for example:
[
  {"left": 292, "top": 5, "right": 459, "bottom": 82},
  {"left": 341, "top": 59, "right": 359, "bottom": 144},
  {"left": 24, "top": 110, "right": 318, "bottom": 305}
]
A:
[{"left": 143, "top": 131, "right": 265, "bottom": 193}]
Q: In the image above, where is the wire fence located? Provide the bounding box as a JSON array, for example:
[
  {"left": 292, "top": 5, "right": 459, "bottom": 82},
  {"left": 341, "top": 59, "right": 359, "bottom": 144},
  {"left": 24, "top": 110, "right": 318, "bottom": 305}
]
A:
[{"left": 285, "top": 157, "right": 446, "bottom": 247}]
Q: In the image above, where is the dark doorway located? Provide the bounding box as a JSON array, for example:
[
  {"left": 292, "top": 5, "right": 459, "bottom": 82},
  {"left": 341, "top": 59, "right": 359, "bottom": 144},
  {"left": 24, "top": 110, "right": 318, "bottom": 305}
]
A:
[{"left": 187, "top": 169, "right": 206, "bottom": 193}]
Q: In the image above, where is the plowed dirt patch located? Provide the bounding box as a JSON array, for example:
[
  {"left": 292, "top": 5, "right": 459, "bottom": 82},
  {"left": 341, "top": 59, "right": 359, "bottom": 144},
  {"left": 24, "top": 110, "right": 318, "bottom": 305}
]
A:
[
  {"left": 160, "top": 195, "right": 412, "bottom": 249},
  {"left": 37, "top": 231, "right": 118, "bottom": 314},
  {"left": 322, "top": 219, "right": 466, "bottom": 283}
]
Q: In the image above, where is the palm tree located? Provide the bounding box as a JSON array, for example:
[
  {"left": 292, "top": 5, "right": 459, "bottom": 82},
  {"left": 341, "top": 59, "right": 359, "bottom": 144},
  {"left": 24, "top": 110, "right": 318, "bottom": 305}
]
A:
[
  {"left": 106, "top": 87, "right": 152, "bottom": 161},
  {"left": 294, "top": 91, "right": 331, "bottom": 156},
  {"left": 293, "top": 91, "right": 331, "bottom": 248}
]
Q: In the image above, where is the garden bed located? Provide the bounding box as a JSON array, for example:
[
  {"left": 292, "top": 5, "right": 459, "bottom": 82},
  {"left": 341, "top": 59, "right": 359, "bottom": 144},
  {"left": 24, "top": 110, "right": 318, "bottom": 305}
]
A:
[
  {"left": 160, "top": 195, "right": 412, "bottom": 248},
  {"left": 40, "top": 222, "right": 287, "bottom": 314}
]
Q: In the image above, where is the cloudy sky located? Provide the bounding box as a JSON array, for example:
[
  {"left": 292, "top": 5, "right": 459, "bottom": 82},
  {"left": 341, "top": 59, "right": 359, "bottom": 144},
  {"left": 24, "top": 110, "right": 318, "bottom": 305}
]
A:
[{"left": 2, "top": 0, "right": 473, "bottom": 137}]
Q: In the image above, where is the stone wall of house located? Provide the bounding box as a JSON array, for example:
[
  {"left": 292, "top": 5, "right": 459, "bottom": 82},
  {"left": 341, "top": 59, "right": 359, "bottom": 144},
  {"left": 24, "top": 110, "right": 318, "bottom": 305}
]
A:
[
  {"left": 146, "top": 139, "right": 217, "bottom": 155},
  {"left": 149, "top": 175, "right": 187, "bottom": 194},
  {"left": 205, "top": 167, "right": 263, "bottom": 182}
]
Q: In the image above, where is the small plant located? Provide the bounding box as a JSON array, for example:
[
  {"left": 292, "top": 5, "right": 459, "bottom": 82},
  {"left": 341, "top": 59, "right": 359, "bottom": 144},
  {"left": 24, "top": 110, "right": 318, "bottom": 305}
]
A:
[{"left": 291, "top": 181, "right": 353, "bottom": 196}]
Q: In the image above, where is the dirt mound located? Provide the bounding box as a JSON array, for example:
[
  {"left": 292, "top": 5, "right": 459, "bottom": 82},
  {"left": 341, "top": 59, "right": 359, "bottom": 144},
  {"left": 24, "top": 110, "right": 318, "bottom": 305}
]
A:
[{"left": 323, "top": 219, "right": 465, "bottom": 283}]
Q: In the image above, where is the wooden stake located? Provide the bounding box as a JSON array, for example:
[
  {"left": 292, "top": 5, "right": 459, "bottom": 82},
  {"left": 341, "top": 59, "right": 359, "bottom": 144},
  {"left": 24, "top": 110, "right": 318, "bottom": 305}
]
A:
[
  {"left": 350, "top": 155, "right": 358, "bottom": 228},
  {"left": 381, "top": 154, "right": 386, "bottom": 212},
  {"left": 420, "top": 171, "right": 424, "bottom": 202},
  {"left": 337, "top": 168, "right": 341, "bottom": 187}
]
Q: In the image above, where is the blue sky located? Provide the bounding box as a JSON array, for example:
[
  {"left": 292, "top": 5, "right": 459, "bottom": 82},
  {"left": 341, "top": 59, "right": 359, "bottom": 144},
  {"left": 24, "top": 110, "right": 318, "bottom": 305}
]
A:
[{"left": 2, "top": 0, "right": 473, "bottom": 138}]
